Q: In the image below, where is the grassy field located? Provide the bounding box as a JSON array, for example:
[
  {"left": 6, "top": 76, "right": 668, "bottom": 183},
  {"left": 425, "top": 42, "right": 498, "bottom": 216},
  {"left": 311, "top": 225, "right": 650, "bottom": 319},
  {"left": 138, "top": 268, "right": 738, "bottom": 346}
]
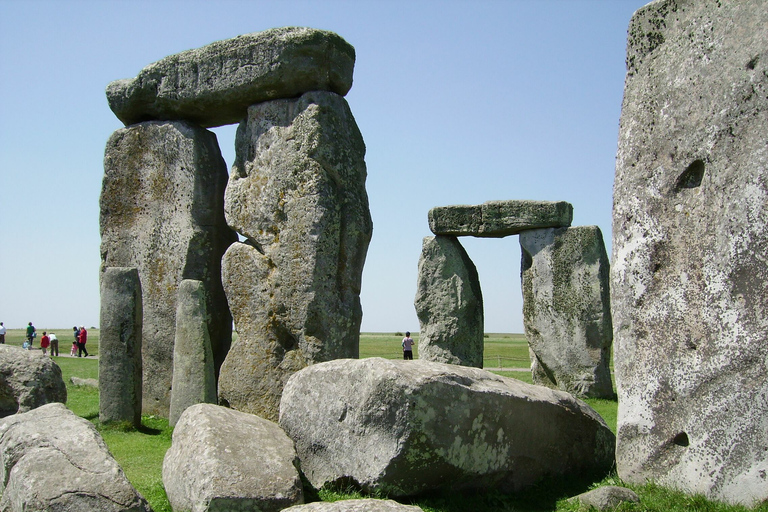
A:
[{"left": 6, "top": 329, "right": 766, "bottom": 511}]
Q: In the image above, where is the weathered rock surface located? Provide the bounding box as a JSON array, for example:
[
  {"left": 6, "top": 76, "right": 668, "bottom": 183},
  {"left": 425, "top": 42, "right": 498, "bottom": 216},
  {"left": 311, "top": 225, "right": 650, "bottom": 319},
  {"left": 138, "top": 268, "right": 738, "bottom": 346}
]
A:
[
  {"left": 612, "top": 0, "right": 768, "bottom": 505},
  {"left": 428, "top": 200, "right": 572, "bottom": 238},
  {"left": 0, "top": 403, "right": 151, "bottom": 512},
  {"left": 0, "top": 345, "right": 66, "bottom": 417},
  {"left": 101, "top": 120, "right": 235, "bottom": 416},
  {"left": 219, "top": 91, "right": 372, "bottom": 421},
  {"left": 279, "top": 358, "right": 615, "bottom": 497},
  {"left": 568, "top": 486, "right": 640, "bottom": 511},
  {"left": 414, "top": 235, "right": 483, "bottom": 367},
  {"left": 283, "top": 500, "right": 423, "bottom": 512},
  {"left": 163, "top": 403, "right": 303, "bottom": 512},
  {"left": 520, "top": 226, "right": 613, "bottom": 398},
  {"left": 70, "top": 376, "right": 99, "bottom": 388},
  {"left": 170, "top": 279, "right": 217, "bottom": 427},
  {"left": 107, "top": 27, "right": 355, "bottom": 128},
  {"left": 99, "top": 266, "right": 143, "bottom": 426}
]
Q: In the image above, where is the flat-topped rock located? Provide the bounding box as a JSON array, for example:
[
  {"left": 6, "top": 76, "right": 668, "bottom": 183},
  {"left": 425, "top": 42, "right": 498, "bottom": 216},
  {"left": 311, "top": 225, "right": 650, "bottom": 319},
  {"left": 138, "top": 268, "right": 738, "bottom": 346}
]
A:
[
  {"left": 107, "top": 27, "right": 355, "bottom": 128},
  {"left": 428, "top": 200, "right": 572, "bottom": 238}
]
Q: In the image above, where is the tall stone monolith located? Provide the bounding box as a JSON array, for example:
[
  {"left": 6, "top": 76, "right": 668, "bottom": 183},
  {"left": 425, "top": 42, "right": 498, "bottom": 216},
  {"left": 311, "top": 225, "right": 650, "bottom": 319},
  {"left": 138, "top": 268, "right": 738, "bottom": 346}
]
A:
[
  {"left": 169, "top": 279, "right": 217, "bottom": 427},
  {"left": 218, "top": 90, "right": 372, "bottom": 421},
  {"left": 101, "top": 120, "right": 236, "bottom": 417},
  {"left": 99, "top": 267, "right": 142, "bottom": 426},
  {"left": 520, "top": 226, "right": 613, "bottom": 399},
  {"left": 414, "top": 235, "right": 483, "bottom": 367},
  {"left": 612, "top": 0, "right": 768, "bottom": 505}
]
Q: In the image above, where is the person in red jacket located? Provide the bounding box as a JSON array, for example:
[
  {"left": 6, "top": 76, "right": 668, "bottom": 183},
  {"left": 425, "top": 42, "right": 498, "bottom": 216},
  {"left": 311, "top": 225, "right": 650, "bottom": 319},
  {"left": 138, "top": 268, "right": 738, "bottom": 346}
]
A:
[
  {"left": 77, "top": 326, "right": 89, "bottom": 357},
  {"left": 40, "top": 332, "right": 50, "bottom": 356}
]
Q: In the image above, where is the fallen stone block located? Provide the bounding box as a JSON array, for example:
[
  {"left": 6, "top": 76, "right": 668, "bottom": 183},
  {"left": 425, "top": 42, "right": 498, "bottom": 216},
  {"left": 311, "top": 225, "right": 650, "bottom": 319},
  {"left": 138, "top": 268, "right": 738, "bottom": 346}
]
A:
[
  {"left": 283, "top": 499, "right": 424, "bottom": 512},
  {"left": 0, "top": 345, "right": 66, "bottom": 417}
]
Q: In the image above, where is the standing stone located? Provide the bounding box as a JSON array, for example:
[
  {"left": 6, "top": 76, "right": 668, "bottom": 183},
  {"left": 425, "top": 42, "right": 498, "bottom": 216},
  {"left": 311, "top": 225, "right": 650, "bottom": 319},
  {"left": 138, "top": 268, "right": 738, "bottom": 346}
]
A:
[
  {"left": 101, "top": 120, "right": 236, "bottom": 417},
  {"left": 169, "top": 279, "right": 217, "bottom": 427},
  {"left": 519, "top": 226, "right": 613, "bottom": 398},
  {"left": 414, "top": 235, "right": 483, "bottom": 367},
  {"left": 612, "top": 0, "right": 768, "bottom": 505},
  {"left": 107, "top": 27, "right": 356, "bottom": 128},
  {"left": 99, "top": 267, "right": 142, "bottom": 426},
  {"left": 219, "top": 90, "right": 372, "bottom": 421}
]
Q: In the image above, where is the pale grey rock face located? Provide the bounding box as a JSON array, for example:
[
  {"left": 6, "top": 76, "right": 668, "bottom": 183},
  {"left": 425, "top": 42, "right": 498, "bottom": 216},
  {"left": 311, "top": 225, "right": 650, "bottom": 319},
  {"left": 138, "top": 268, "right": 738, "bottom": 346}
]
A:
[
  {"left": 0, "top": 403, "right": 151, "bottom": 512},
  {"left": 414, "top": 236, "right": 483, "bottom": 367},
  {"left": 99, "top": 267, "right": 143, "bottom": 426},
  {"left": 279, "top": 358, "right": 615, "bottom": 497},
  {"left": 520, "top": 226, "right": 613, "bottom": 398},
  {"left": 163, "top": 403, "right": 303, "bottom": 512},
  {"left": 0, "top": 345, "right": 66, "bottom": 417},
  {"left": 219, "top": 91, "right": 372, "bottom": 421},
  {"left": 101, "top": 120, "right": 236, "bottom": 417},
  {"left": 428, "top": 200, "right": 572, "bottom": 238},
  {"left": 107, "top": 27, "right": 355, "bottom": 128},
  {"left": 169, "top": 279, "right": 218, "bottom": 427},
  {"left": 283, "top": 499, "right": 424, "bottom": 512},
  {"left": 612, "top": 0, "right": 768, "bottom": 505},
  {"left": 568, "top": 486, "right": 640, "bottom": 511}
]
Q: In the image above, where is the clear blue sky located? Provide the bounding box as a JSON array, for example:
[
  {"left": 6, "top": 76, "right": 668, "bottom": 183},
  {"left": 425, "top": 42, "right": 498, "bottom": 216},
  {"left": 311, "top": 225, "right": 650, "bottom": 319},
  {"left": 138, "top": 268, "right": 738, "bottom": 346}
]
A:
[{"left": 0, "top": 0, "right": 648, "bottom": 332}]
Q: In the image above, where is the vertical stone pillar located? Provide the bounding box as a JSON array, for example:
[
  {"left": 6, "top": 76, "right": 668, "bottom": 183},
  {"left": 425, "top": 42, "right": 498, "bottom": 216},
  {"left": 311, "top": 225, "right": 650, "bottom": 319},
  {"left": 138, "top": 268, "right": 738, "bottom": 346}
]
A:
[
  {"left": 612, "top": 1, "right": 768, "bottom": 504},
  {"left": 101, "top": 120, "right": 236, "bottom": 417},
  {"left": 169, "top": 280, "right": 218, "bottom": 427},
  {"left": 520, "top": 226, "right": 613, "bottom": 399},
  {"left": 218, "top": 91, "right": 372, "bottom": 421},
  {"left": 99, "top": 267, "right": 142, "bottom": 426},
  {"left": 414, "top": 235, "right": 484, "bottom": 367}
]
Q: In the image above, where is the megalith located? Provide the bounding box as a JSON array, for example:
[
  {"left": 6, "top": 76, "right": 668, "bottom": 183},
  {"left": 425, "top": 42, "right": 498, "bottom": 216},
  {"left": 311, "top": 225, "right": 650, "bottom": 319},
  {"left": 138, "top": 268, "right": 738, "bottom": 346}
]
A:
[
  {"left": 519, "top": 226, "right": 613, "bottom": 398},
  {"left": 99, "top": 266, "right": 143, "bottom": 426},
  {"left": 107, "top": 27, "right": 356, "bottom": 128},
  {"left": 414, "top": 235, "right": 483, "bottom": 367},
  {"left": 169, "top": 279, "right": 218, "bottom": 427},
  {"left": 279, "top": 358, "right": 615, "bottom": 497},
  {"left": 219, "top": 90, "right": 372, "bottom": 421},
  {"left": 612, "top": 0, "right": 768, "bottom": 505},
  {"left": 101, "top": 120, "right": 235, "bottom": 416},
  {"left": 0, "top": 346, "right": 66, "bottom": 416}
]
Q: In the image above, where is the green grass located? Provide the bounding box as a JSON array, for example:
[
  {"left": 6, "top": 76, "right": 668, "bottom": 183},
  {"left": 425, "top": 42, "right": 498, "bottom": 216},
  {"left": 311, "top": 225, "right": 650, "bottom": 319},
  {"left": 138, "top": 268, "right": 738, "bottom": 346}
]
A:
[{"left": 30, "top": 330, "right": 767, "bottom": 512}]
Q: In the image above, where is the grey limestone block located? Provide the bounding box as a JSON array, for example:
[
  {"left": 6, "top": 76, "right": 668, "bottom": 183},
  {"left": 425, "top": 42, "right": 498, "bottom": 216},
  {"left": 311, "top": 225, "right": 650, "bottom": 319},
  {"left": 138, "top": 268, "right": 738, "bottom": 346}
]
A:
[
  {"left": 99, "top": 266, "right": 143, "bottom": 426},
  {"left": 612, "top": 0, "right": 768, "bottom": 505},
  {"left": 414, "top": 235, "right": 484, "bottom": 368},
  {"left": 428, "top": 199, "right": 572, "bottom": 238},
  {"left": 100, "top": 120, "right": 235, "bottom": 417},
  {"left": 169, "top": 279, "right": 218, "bottom": 427},
  {"left": 520, "top": 226, "right": 613, "bottom": 399},
  {"left": 219, "top": 91, "right": 372, "bottom": 421},
  {"left": 107, "top": 27, "right": 355, "bottom": 128}
]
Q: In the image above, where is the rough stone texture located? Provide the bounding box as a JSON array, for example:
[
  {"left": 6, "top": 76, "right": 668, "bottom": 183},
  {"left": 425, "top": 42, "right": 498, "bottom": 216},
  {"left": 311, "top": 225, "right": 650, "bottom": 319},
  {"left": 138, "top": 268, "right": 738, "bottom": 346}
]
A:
[
  {"left": 101, "top": 120, "right": 236, "bottom": 417},
  {"left": 414, "top": 235, "right": 483, "bottom": 367},
  {"left": 279, "top": 358, "right": 615, "bottom": 497},
  {"left": 163, "top": 403, "right": 303, "bottom": 512},
  {"left": 219, "top": 91, "right": 372, "bottom": 421},
  {"left": 283, "top": 500, "right": 424, "bottom": 512},
  {"left": 0, "top": 403, "right": 151, "bottom": 512},
  {"left": 428, "top": 200, "right": 572, "bottom": 238},
  {"left": 70, "top": 377, "right": 99, "bottom": 388},
  {"left": 568, "top": 486, "right": 640, "bottom": 511},
  {"left": 99, "top": 267, "right": 143, "bottom": 426},
  {"left": 612, "top": 0, "right": 768, "bottom": 505},
  {"left": 520, "top": 226, "right": 613, "bottom": 398},
  {"left": 169, "top": 279, "right": 218, "bottom": 427},
  {"left": 0, "top": 345, "right": 66, "bottom": 417},
  {"left": 107, "top": 27, "right": 355, "bottom": 128}
]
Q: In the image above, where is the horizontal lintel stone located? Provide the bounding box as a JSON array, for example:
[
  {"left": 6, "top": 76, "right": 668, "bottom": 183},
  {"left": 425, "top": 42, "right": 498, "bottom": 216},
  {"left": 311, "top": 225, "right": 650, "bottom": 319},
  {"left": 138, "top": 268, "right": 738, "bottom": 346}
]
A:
[{"left": 428, "top": 200, "right": 573, "bottom": 238}]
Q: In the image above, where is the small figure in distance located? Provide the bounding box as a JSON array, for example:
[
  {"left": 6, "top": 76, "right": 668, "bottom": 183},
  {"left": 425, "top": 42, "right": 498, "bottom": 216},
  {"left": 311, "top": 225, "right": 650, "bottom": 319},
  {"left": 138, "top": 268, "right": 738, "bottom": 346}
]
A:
[
  {"left": 402, "top": 331, "right": 415, "bottom": 360},
  {"left": 70, "top": 340, "right": 78, "bottom": 357},
  {"left": 26, "top": 322, "right": 36, "bottom": 347},
  {"left": 49, "top": 332, "right": 59, "bottom": 357},
  {"left": 73, "top": 326, "right": 80, "bottom": 353},
  {"left": 40, "top": 332, "right": 50, "bottom": 356},
  {"left": 0, "top": 322, "right": 5, "bottom": 344},
  {"left": 77, "top": 326, "right": 89, "bottom": 357}
]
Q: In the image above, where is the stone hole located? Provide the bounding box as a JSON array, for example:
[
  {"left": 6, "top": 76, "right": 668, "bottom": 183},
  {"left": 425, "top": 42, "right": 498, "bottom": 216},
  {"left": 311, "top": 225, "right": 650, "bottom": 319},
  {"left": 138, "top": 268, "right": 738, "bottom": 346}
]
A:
[
  {"left": 674, "top": 159, "right": 705, "bottom": 192},
  {"left": 672, "top": 431, "right": 690, "bottom": 447}
]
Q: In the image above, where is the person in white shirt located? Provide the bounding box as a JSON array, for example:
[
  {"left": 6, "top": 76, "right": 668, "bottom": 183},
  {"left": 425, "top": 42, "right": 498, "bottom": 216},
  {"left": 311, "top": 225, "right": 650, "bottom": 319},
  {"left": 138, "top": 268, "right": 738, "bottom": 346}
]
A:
[
  {"left": 0, "top": 322, "right": 6, "bottom": 344},
  {"left": 402, "top": 331, "right": 415, "bottom": 360}
]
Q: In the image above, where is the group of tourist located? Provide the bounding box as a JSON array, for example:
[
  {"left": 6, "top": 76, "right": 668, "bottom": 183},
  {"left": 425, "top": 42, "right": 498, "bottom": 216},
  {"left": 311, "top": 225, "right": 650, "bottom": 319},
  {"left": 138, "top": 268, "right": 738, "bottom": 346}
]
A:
[{"left": 0, "top": 322, "right": 90, "bottom": 357}]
